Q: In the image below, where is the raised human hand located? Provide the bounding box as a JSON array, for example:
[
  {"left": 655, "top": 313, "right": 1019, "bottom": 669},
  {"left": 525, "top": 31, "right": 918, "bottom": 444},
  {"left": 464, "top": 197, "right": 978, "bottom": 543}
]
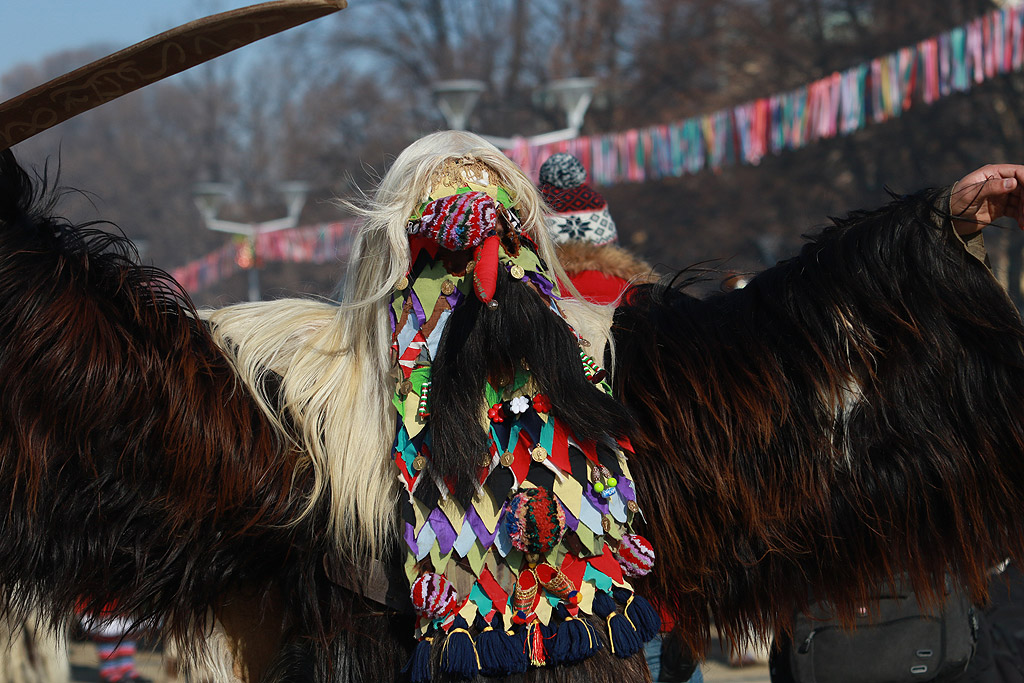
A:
[{"left": 950, "top": 164, "right": 1024, "bottom": 235}]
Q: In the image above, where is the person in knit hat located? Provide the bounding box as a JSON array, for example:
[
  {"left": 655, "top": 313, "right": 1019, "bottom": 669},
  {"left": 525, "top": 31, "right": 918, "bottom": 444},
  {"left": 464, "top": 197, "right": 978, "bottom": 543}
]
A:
[
  {"left": 540, "top": 152, "right": 656, "bottom": 305},
  {"left": 540, "top": 152, "right": 619, "bottom": 246}
]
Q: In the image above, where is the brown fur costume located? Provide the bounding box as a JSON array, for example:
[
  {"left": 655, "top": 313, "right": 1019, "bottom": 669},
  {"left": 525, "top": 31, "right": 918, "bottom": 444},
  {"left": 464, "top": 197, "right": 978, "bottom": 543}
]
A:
[{"left": 3, "top": 147, "right": 1024, "bottom": 683}]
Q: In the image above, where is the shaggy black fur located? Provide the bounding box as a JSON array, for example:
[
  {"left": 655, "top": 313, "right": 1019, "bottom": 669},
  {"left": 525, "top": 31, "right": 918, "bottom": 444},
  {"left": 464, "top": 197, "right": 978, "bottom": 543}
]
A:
[
  {"left": 429, "top": 265, "right": 633, "bottom": 503},
  {"left": 0, "top": 149, "right": 334, "bottom": 664},
  {"left": 614, "top": 189, "right": 1024, "bottom": 654}
]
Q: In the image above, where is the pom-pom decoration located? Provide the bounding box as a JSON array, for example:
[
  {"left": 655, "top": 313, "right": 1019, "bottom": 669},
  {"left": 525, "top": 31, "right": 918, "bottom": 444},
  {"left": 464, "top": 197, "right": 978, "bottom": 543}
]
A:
[
  {"left": 506, "top": 488, "right": 567, "bottom": 556},
  {"left": 539, "top": 152, "right": 588, "bottom": 189},
  {"left": 411, "top": 571, "right": 460, "bottom": 620},
  {"left": 615, "top": 533, "right": 655, "bottom": 577}
]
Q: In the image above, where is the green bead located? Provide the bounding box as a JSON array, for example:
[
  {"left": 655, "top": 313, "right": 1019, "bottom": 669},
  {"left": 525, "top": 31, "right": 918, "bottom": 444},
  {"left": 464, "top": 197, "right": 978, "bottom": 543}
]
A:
[
  {"left": 594, "top": 482, "right": 605, "bottom": 493},
  {"left": 607, "top": 477, "right": 618, "bottom": 487}
]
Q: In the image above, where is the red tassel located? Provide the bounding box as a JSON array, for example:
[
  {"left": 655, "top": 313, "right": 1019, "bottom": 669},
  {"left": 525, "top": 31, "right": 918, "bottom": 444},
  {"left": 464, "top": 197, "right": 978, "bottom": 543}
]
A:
[
  {"left": 473, "top": 234, "right": 500, "bottom": 304},
  {"left": 528, "top": 621, "right": 547, "bottom": 666}
]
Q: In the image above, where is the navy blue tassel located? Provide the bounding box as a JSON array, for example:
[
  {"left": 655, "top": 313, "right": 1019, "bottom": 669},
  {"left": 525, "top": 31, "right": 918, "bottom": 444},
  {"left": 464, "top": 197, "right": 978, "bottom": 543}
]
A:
[
  {"left": 514, "top": 627, "right": 530, "bottom": 666},
  {"left": 475, "top": 613, "right": 527, "bottom": 676},
  {"left": 592, "top": 590, "right": 616, "bottom": 620},
  {"left": 613, "top": 587, "right": 662, "bottom": 643},
  {"left": 539, "top": 621, "right": 559, "bottom": 665},
  {"left": 403, "top": 636, "right": 433, "bottom": 683},
  {"left": 438, "top": 616, "right": 479, "bottom": 680},
  {"left": 593, "top": 590, "right": 642, "bottom": 658},
  {"left": 552, "top": 604, "right": 602, "bottom": 664}
]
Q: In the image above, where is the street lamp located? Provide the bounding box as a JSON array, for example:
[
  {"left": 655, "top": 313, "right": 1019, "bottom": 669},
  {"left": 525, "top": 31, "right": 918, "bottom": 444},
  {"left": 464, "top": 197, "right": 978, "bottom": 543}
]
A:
[
  {"left": 192, "top": 180, "right": 311, "bottom": 301},
  {"left": 431, "top": 77, "right": 597, "bottom": 147},
  {"left": 432, "top": 80, "right": 486, "bottom": 132}
]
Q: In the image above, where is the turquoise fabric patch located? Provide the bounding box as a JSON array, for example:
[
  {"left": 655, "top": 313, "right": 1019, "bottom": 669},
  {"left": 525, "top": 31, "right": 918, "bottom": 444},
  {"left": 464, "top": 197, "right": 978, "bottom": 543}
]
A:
[
  {"left": 584, "top": 564, "right": 613, "bottom": 592},
  {"left": 469, "top": 583, "right": 493, "bottom": 616}
]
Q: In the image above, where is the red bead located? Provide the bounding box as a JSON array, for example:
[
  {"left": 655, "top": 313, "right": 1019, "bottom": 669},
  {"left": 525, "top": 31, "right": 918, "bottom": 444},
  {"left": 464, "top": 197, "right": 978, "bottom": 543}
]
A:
[{"left": 532, "top": 393, "right": 552, "bottom": 413}]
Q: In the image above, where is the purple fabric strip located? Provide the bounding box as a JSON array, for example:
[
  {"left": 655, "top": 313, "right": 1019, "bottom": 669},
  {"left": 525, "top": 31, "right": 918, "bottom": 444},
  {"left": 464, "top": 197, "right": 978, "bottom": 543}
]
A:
[
  {"left": 583, "top": 485, "right": 610, "bottom": 515},
  {"left": 445, "top": 286, "right": 462, "bottom": 309},
  {"left": 409, "top": 289, "right": 427, "bottom": 327},
  {"left": 530, "top": 271, "right": 558, "bottom": 299},
  {"left": 466, "top": 504, "right": 500, "bottom": 548},
  {"left": 618, "top": 478, "right": 636, "bottom": 503},
  {"left": 428, "top": 506, "right": 458, "bottom": 555},
  {"left": 561, "top": 501, "right": 580, "bottom": 531},
  {"left": 404, "top": 522, "right": 417, "bottom": 554}
]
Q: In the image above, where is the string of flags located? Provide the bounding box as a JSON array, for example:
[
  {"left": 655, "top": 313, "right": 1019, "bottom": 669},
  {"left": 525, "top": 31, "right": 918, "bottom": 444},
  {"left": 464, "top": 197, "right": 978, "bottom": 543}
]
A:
[
  {"left": 171, "top": 6, "right": 1017, "bottom": 292},
  {"left": 170, "top": 220, "right": 355, "bottom": 294},
  {"left": 503, "top": 6, "right": 1024, "bottom": 184}
]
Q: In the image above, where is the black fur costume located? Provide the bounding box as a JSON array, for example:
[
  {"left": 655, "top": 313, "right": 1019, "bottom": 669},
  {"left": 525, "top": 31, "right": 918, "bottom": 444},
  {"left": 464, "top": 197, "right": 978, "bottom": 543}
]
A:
[{"left": 3, "top": 150, "right": 1024, "bottom": 682}]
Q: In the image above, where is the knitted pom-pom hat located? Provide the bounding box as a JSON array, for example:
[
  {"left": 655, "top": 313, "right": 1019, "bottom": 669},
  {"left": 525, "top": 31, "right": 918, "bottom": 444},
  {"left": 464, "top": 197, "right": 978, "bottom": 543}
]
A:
[{"left": 539, "top": 153, "right": 618, "bottom": 246}]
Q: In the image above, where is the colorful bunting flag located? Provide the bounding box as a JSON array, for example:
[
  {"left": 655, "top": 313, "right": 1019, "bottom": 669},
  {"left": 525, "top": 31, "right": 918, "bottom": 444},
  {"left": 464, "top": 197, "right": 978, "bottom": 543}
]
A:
[{"left": 501, "top": 7, "right": 1024, "bottom": 187}]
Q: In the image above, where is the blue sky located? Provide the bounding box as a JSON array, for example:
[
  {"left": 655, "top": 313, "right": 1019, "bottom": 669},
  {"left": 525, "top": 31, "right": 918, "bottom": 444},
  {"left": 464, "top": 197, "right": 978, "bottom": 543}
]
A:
[{"left": 1, "top": 1, "right": 281, "bottom": 78}]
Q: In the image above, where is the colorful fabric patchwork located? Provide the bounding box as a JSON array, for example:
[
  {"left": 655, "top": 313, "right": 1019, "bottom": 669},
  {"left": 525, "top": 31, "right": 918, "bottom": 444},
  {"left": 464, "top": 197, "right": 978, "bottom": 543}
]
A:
[{"left": 390, "top": 207, "right": 658, "bottom": 678}]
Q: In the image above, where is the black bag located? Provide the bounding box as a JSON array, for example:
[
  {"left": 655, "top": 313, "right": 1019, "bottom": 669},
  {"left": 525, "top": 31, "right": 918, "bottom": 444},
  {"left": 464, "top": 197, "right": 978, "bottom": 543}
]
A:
[{"left": 771, "top": 578, "right": 977, "bottom": 683}]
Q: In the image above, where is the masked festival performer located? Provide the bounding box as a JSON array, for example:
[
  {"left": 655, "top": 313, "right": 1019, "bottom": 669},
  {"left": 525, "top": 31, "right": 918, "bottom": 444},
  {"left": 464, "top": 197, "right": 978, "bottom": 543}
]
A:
[{"left": 4, "top": 128, "right": 1024, "bottom": 683}]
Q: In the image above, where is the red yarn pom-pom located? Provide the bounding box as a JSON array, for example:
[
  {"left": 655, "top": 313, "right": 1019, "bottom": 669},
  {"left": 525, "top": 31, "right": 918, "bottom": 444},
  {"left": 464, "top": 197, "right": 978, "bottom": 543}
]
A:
[
  {"left": 506, "top": 488, "right": 566, "bottom": 555},
  {"left": 615, "top": 534, "right": 655, "bottom": 577},
  {"left": 411, "top": 572, "right": 459, "bottom": 620}
]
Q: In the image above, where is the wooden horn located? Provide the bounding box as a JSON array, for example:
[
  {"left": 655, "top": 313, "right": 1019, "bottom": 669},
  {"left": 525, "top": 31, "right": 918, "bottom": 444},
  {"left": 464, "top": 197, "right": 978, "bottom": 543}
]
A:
[{"left": 0, "top": 0, "right": 347, "bottom": 149}]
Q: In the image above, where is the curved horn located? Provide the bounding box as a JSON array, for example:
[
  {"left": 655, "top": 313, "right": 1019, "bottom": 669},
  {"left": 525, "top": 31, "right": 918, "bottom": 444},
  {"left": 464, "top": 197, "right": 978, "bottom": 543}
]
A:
[{"left": 0, "top": 0, "right": 346, "bottom": 149}]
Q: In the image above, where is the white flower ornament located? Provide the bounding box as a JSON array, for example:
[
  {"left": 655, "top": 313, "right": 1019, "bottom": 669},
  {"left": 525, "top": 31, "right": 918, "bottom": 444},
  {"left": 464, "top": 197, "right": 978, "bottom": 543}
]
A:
[{"left": 510, "top": 395, "right": 530, "bottom": 415}]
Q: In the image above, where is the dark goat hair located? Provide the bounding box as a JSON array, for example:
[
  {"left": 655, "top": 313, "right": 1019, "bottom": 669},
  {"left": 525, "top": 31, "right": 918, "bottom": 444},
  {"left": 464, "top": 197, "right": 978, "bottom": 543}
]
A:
[
  {"left": 7, "top": 144, "right": 1024, "bottom": 683},
  {"left": 0, "top": 149, "right": 329, "bottom": 655},
  {"left": 429, "top": 266, "right": 633, "bottom": 502},
  {"left": 614, "top": 189, "right": 1024, "bottom": 654}
]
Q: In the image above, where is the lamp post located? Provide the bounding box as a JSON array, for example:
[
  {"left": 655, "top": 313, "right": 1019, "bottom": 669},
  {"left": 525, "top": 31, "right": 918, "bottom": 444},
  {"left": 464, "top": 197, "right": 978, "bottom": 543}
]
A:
[
  {"left": 431, "top": 77, "right": 597, "bottom": 147},
  {"left": 192, "top": 181, "right": 310, "bottom": 301}
]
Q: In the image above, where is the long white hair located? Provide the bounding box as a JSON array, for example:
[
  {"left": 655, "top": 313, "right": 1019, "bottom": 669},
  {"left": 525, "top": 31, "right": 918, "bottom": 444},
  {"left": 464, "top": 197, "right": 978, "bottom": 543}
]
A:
[{"left": 202, "top": 131, "right": 613, "bottom": 567}]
